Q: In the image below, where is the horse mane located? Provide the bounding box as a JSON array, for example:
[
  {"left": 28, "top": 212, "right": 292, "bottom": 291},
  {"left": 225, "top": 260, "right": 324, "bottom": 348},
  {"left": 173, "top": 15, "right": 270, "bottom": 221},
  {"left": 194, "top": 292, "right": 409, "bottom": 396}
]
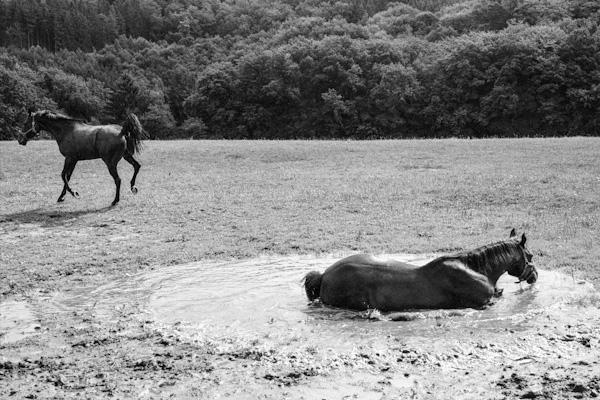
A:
[
  {"left": 440, "top": 240, "right": 520, "bottom": 276},
  {"left": 36, "top": 110, "right": 87, "bottom": 123}
]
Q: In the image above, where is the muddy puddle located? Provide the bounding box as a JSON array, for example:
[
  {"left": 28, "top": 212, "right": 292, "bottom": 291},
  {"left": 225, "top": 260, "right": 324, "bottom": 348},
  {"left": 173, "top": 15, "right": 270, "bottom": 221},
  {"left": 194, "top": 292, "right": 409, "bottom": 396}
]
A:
[
  {"left": 54, "top": 254, "right": 599, "bottom": 351},
  {"left": 0, "top": 300, "right": 40, "bottom": 344},
  {"left": 10, "top": 254, "right": 598, "bottom": 399}
]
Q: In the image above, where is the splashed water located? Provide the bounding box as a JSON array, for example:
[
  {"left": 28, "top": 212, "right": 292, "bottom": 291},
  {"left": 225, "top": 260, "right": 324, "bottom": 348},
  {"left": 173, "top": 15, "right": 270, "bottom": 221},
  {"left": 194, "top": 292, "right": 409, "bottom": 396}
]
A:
[
  {"left": 0, "top": 300, "right": 39, "bottom": 344},
  {"left": 54, "top": 254, "right": 599, "bottom": 351}
]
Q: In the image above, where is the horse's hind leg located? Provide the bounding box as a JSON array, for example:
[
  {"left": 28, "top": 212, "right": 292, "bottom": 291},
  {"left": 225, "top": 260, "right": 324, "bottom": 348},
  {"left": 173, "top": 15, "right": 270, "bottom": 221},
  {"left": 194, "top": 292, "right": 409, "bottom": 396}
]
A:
[
  {"left": 57, "top": 158, "right": 78, "bottom": 202},
  {"left": 122, "top": 152, "right": 140, "bottom": 194}
]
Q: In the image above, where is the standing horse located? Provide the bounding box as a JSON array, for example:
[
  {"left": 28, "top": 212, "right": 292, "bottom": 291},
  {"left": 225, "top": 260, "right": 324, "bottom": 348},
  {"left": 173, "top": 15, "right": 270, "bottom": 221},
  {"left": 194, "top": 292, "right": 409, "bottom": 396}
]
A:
[
  {"left": 18, "top": 110, "right": 146, "bottom": 206},
  {"left": 304, "top": 229, "right": 537, "bottom": 311}
]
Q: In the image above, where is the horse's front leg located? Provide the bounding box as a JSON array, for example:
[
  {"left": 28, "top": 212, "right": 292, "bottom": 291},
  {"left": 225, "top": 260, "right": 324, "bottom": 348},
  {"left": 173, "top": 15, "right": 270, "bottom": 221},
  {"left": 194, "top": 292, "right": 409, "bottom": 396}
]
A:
[
  {"left": 443, "top": 265, "right": 495, "bottom": 309},
  {"left": 57, "top": 158, "right": 79, "bottom": 202},
  {"left": 104, "top": 160, "right": 121, "bottom": 206},
  {"left": 461, "top": 279, "right": 496, "bottom": 308}
]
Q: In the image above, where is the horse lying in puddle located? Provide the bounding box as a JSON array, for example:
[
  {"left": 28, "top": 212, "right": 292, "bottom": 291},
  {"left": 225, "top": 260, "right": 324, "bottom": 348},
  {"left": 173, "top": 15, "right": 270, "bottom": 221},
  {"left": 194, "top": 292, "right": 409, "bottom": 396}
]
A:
[{"left": 304, "top": 229, "right": 537, "bottom": 311}]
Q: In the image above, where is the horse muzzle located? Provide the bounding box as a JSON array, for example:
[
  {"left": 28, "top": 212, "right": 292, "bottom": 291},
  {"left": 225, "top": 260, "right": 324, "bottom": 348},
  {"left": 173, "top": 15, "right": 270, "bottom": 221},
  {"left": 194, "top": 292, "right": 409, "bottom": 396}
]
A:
[
  {"left": 518, "top": 263, "right": 538, "bottom": 284},
  {"left": 19, "top": 127, "right": 37, "bottom": 145}
]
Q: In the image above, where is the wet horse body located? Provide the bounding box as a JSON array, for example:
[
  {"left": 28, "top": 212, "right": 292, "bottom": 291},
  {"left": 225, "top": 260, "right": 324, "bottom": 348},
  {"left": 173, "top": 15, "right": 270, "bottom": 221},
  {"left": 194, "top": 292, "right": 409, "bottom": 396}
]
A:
[
  {"left": 318, "top": 255, "right": 492, "bottom": 310},
  {"left": 305, "top": 231, "right": 537, "bottom": 311},
  {"left": 19, "top": 110, "right": 145, "bottom": 206}
]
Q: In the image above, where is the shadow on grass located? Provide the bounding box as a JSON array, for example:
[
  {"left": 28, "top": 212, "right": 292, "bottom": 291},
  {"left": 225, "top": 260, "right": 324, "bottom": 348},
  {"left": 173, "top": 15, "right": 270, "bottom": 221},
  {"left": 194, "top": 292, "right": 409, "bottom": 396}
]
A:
[{"left": 0, "top": 206, "right": 112, "bottom": 227}]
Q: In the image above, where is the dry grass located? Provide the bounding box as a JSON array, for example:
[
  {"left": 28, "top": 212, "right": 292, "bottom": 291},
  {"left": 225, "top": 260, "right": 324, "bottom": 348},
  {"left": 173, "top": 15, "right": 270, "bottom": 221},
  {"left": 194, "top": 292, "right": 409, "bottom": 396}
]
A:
[{"left": 1, "top": 138, "right": 599, "bottom": 296}]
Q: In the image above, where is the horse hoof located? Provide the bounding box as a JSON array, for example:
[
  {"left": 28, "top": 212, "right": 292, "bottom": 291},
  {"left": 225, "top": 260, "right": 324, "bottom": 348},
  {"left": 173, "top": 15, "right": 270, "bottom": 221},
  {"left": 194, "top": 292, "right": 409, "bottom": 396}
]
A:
[
  {"left": 57, "top": 197, "right": 65, "bottom": 203},
  {"left": 73, "top": 192, "right": 80, "bottom": 199},
  {"left": 131, "top": 187, "right": 138, "bottom": 194}
]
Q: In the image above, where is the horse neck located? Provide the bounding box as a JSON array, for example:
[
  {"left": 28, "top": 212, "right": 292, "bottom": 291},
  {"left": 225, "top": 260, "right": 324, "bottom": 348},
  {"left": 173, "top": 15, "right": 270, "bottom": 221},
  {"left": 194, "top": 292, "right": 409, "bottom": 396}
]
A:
[
  {"left": 454, "top": 242, "right": 520, "bottom": 284},
  {"left": 39, "top": 119, "right": 75, "bottom": 142}
]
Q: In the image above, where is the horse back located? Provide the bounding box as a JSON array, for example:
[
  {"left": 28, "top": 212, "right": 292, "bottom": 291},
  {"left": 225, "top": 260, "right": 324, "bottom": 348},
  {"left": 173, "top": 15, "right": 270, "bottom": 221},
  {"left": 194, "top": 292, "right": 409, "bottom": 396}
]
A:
[
  {"left": 319, "top": 254, "right": 447, "bottom": 311},
  {"left": 58, "top": 123, "right": 125, "bottom": 160}
]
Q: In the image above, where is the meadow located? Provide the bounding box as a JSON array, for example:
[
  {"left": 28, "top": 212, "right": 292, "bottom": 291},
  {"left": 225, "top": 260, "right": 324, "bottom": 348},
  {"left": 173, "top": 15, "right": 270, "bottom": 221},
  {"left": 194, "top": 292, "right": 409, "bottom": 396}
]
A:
[
  {"left": 1, "top": 138, "right": 600, "bottom": 398},
  {"left": 1, "top": 138, "right": 599, "bottom": 296}
]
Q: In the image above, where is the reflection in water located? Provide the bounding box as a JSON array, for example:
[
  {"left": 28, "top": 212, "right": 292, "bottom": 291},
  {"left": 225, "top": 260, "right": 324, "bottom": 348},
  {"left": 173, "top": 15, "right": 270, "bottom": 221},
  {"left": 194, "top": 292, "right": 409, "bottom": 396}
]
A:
[{"left": 57, "top": 254, "right": 599, "bottom": 350}]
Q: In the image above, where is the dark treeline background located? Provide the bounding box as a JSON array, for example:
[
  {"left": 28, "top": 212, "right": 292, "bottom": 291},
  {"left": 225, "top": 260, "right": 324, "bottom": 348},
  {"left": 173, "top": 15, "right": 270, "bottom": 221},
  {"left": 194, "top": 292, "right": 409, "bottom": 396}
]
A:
[{"left": 1, "top": 0, "right": 599, "bottom": 139}]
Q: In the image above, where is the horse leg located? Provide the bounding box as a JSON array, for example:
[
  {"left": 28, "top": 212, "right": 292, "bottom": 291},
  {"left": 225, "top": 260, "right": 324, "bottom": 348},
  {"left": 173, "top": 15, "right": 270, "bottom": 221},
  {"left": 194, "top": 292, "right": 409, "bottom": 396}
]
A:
[
  {"left": 57, "top": 158, "right": 78, "bottom": 202},
  {"left": 104, "top": 160, "right": 121, "bottom": 206},
  {"left": 458, "top": 277, "right": 496, "bottom": 308},
  {"left": 66, "top": 159, "right": 79, "bottom": 198},
  {"left": 122, "top": 152, "right": 141, "bottom": 194},
  {"left": 442, "top": 264, "right": 495, "bottom": 309}
]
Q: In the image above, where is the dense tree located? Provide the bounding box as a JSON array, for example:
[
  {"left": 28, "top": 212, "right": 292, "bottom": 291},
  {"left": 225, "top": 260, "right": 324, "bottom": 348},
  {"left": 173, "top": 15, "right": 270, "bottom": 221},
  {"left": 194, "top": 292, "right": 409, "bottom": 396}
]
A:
[
  {"left": 107, "top": 73, "right": 142, "bottom": 122},
  {"left": 419, "top": 23, "right": 600, "bottom": 136},
  {"left": 39, "top": 67, "right": 110, "bottom": 120},
  {"left": 0, "top": 55, "right": 56, "bottom": 139},
  {"left": 1, "top": 0, "right": 599, "bottom": 138}
]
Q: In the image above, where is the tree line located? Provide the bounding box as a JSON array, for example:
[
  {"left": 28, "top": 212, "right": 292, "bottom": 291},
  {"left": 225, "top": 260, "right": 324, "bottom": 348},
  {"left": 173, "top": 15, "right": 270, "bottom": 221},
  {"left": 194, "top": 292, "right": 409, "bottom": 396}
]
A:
[{"left": 1, "top": 0, "right": 599, "bottom": 139}]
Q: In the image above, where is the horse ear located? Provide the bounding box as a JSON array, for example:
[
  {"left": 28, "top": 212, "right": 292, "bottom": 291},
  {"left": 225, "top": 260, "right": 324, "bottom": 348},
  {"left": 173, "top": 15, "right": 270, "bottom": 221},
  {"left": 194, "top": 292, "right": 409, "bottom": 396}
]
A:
[
  {"left": 520, "top": 233, "right": 527, "bottom": 246},
  {"left": 509, "top": 228, "right": 516, "bottom": 238}
]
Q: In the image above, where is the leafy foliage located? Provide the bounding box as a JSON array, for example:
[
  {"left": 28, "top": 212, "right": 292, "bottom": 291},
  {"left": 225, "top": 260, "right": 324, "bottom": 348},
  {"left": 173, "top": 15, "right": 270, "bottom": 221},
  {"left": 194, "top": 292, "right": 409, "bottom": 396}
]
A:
[
  {"left": 0, "top": 55, "right": 56, "bottom": 139},
  {"left": 1, "top": 0, "right": 600, "bottom": 139}
]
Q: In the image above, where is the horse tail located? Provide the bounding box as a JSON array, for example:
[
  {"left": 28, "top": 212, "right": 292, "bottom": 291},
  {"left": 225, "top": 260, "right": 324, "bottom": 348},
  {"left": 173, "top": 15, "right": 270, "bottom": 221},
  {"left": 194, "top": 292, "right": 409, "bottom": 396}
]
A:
[
  {"left": 304, "top": 271, "right": 323, "bottom": 301},
  {"left": 120, "top": 113, "right": 146, "bottom": 154}
]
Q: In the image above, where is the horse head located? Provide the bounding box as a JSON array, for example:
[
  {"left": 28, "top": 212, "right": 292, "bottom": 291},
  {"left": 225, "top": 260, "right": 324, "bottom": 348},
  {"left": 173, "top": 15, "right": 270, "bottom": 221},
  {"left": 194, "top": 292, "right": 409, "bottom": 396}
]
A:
[
  {"left": 506, "top": 228, "right": 537, "bottom": 284},
  {"left": 18, "top": 108, "right": 40, "bottom": 146}
]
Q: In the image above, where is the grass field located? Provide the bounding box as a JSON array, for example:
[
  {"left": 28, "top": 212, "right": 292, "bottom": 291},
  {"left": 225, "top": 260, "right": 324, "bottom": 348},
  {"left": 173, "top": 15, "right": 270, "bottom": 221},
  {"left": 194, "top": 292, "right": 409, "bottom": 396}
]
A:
[
  {"left": 2, "top": 138, "right": 600, "bottom": 399},
  {"left": 1, "top": 138, "right": 599, "bottom": 296}
]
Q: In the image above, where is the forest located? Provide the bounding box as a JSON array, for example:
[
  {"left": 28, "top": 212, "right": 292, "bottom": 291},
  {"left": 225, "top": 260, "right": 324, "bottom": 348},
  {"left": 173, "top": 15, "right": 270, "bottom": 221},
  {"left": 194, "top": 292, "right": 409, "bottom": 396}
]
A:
[{"left": 1, "top": 0, "right": 599, "bottom": 139}]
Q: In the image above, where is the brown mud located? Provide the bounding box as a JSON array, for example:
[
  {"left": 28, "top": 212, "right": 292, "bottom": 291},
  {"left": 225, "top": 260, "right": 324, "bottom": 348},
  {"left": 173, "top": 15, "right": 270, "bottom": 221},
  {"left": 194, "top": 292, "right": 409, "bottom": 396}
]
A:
[{"left": 2, "top": 255, "right": 600, "bottom": 399}]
